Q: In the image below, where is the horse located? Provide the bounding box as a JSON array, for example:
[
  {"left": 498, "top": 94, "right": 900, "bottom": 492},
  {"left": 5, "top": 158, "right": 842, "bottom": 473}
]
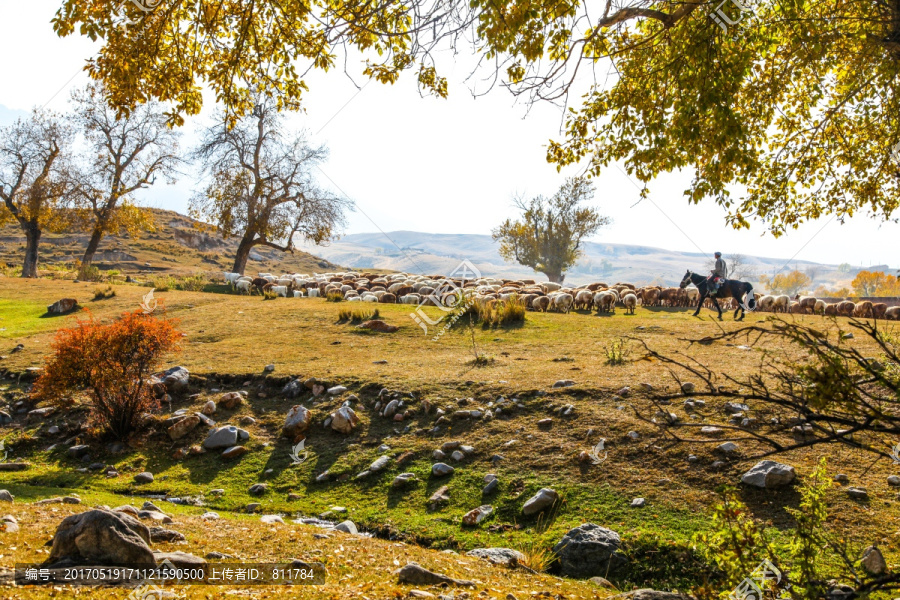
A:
[{"left": 679, "top": 270, "right": 757, "bottom": 321}]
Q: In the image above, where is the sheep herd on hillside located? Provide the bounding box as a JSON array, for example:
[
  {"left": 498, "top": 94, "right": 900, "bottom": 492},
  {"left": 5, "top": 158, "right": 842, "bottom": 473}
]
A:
[{"left": 221, "top": 271, "right": 900, "bottom": 320}]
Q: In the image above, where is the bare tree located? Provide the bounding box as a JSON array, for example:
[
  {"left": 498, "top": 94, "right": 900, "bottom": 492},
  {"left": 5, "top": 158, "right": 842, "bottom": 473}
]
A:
[
  {"left": 804, "top": 264, "right": 822, "bottom": 284},
  {"left": 70, "top": 84, "right": 181, "bottom": 277},
  {"left": 191, "top": 102, "right": 348, "bottom": 274},
  {"left": 704, "top": 253, "right": 756, "bottom": 281},
  {"left": 0, "top": 109, "right": 73, "bottom": 278}
]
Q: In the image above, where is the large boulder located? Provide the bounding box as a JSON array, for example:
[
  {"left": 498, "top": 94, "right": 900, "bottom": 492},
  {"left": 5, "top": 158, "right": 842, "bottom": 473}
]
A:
[
  {"left": 203, "top": 426, "right": 240, "bottom": 450},
  {"left": 45, "top": 509, "right": 155, "bottom": 567},
  {"left": 167, "top": 415, "right": 200, "bottom": 441},
  {"left": 47, "top": 298, "right": 78, "bottom": 315},
  {"left": 523, "top": 488, "right": 558, "bottom": 516},
  {"left": 160, "top": 366, "right": 190, "bottom": 394},
  {"left": 283, "top": 405, "right": 311, "bottom": 440},
  {"left": 466, "top": 548, "right": 525, "bottom": 565},
  {"left": 740, "top": 460, "right": 796, "bottom": 489},
  {"left": 552, "top": 523, "right": 627, "bottom": 578},
  {"left": 217, "top": 392, "right": 243, "bottom": 410},
  {"left": 331, "top": 406, "right": 359, "bottom": 434}
]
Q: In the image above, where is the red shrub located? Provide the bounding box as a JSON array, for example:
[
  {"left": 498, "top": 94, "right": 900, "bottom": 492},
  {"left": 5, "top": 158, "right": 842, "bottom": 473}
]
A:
[{"left": 32, "top": 310, "right": 181, "bottom": 439}]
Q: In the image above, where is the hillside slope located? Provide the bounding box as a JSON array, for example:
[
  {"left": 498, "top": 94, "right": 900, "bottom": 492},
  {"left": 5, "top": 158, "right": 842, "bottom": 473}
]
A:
[{"left": 0, "top": 209, "right": 342, "bottom": 276}]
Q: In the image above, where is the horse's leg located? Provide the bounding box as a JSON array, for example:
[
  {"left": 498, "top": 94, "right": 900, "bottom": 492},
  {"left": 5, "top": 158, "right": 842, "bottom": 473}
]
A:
[
  {"left": 693, "top": 293, "right": 704, "bottom": 317},
  {"left": 712, "top": 297, "right": 723, "bottom": 320}
]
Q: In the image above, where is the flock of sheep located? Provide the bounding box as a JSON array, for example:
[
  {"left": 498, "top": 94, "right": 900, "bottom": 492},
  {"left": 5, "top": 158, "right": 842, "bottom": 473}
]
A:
[{"left": 221, "top": 271, "right": 900, "bottom": 319}]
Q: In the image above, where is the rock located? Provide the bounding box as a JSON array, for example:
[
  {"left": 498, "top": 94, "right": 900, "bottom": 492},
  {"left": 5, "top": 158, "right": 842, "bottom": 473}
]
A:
[
  {"left": 451, "top": 450, "right": 465, "bottom": 462},
  {"left": 428, "top": 486, "right": 450, "bottom": 511},
  {"left": 205, "top": 551, "right": 231, "bottom": 559},
  {"left": 264, "top": 364, "right": 275, "bottom": 372},
  {"left": 357, "top": 320, "right": 399, "bottom": 333},
  {"left": 861, "top": 546, "right": 887, "bottom": 575},
  {"left": 46, "top": 509, "right": 156, "bottom": 567},
  {"left": 283, "top": 405, "right": 311, "bottom": 439},
  {"left": 240, "top": 416, "right": 256, "bottom": 426},
  {"left": 3, "top": 515, "right": 19, "bottom": 533},
  {"left": 626, "top": 431, "right": 640, "bottom": 441},
  {"left": 383, "top": 399, "right": 400, "bottom": 418},
  {"left": 218, "top": 392, "right": 243, "bottom": 409},
  {"left": 328, "top": 386, "right": 348, "bottom": 395},
  {"left": 67, "top": 444, "right": 91, "bottom": 459},
  {"left": 29, "top": 407, "right": 56, "bottom": 419},
  {"left": 396, "top": 563, "right": 474, "bottom": 587},
  {"left": 261, "top": 515, "right": 284, "bottom": 524},
  {"left": 715, "top": 442, "right": 740, "bottom": 455},
  {"left": 161, "top": 366, "right": 190, "bottom": 394},
  {"left": 287, "top": 493, "right": 301, "bottom": 501},
  {"left": 47, "top": 298, "right": 78, "bottom": 315},
  {"left": 483, "top": 478, "right": 499, "bottom": 495},
  {"left": 47, "top": 425, "right": 60, "bottom": 435},
  {"left": 614, "top": 590, "right": 694, "bottom": 600},
  {"left": 168, "top": 415, "right": 201, "bottom": 441},
  {"left": 203, "top": 426, "right": 241, "bottom": 450},
  {"left": 200, "top": 512, "right": 219, "bottom": 520},
  {"left": 681, "top": 382, "right": 695, "bottom": 394},
  {"left": 888, "top": 475, "right": 900, "bottom": 487},
  {"left": 700, "top": 426, "right": 723, "bottom": 436},
  {"left": 201, "top": 401, "right": 216, "bottom": 415},
  {"left": 392, "top": 473, "right": 418, "bottom": 489},
  {"left": 847, "top": 487, "right": 869, "bottom": 500},
  {"left": 723, "top": 402, "right": 749, "bottom": 414},
  {"left": 282, "top": 379, "right": 303, "bottom": 399},
  {"left": 537, "top": 418, "right": 553, "bottom": 430},
  {"left": 249, "top": 483, "right": 268, "bottom": 495},
  {"left": 408, "top": 591, "right": 435, "bottom": 599},
  {"left": 616, "top": 386, "right": 631, "bottom": 397},
  {"left": 0, "top": 490, "right": 13, "bottom": 502},
  {"left": 833, "top": 474, "right": 849, "bottom": 484},
  {"left": 552, "top": 380, "right": 575, "bottom": 388},
  {"left": 149, "top": 527, "right": 186, "bottom": 543},
  {"left": 0, "top": 463, "right": 27, "bottom": 472},
  {"left": 331, "top": 406, "right": 360, "bottom": 434},
  {"left": 466, "top": 548, "right": 525, "bottom": 565},
  {"left": 152, "top": 551, "right": 207, "bottom": 569},
  {"left": 552, "top": 523, "right": 627, "bottom": 578},
  {"left": 137, "top": 510, "right": 172, "bottom": 523},
  {"left": 195, "top": 412, "right": 216, "bottom": 427},
  {"left": 334, "top": 520, "right": 358, "bottom": 534},
  {"left": 221, "top": 445, "right": 249, "bottom": 459},
  {"left": 245, "top": 503, "right": 261, "bottom": 512},
  {"left": 432, "top": 450, "right": 446, "bottom": 461},
  {"left": 462, "top": 505, "right": 493, "bottom": 526},
  {"left": 133, "top": 472, "right": 154, "bottom": 484},
  {"left": 741, "top": 461, "right": 796, "bottom": 489},
  {"left": 369, "top": 455, "right": 391, "bottom": 472},
  {"left": 631, "top": 498, "right": 646, "bottom": 508},
  {"left": 523, "top": 488, "right": 558, "bottom": 516},
  {"left": 432, "top": 463, "right": 454, "bottom": 477},
  {"left": 236, "top": 428, "right": 250, "bottom": 441}
]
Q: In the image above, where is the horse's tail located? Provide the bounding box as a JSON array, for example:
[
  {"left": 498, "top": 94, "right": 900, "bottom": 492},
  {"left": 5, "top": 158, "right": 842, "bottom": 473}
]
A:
[{"left": 744, "top": 283, "right": 757, "bottom": 311}]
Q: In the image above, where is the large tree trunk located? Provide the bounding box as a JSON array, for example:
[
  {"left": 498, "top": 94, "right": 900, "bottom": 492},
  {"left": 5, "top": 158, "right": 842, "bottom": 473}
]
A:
[
  {"left": 79, "top": 223, "right": 105, "bottom": 277},
  {"left": 21, "top": 221, "right": 41, "bottom": 278},
  {"left": 545, "top": 270, "right": 565, "bottom": 284},
  {"left": 231, "top": 231, "right": 257, "bottom": 275}
]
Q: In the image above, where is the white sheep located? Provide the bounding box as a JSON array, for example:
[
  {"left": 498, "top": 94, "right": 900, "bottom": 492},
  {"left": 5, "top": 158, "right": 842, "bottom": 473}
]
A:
[
  {"left": 575, "top": 290, "right": 594, "bottom": 310},
  {"left": 757, "top": 295, "right": 775, "bottom": 312},
  {"left": 552, "top": 292, "right": 574, "bottom": 313},
  {"left": 623, "top": 293, "right": 638, "bottom": 315},
  {"left": 235, "top": 280, "right": 252, "bottom": 294},
  {"left": 814, "top": 299, "right": 826, "bottom": 315},
  {"left": 595, "top": 291, "right": 616, "bottom": 313},
  {"left": 542, "top": 282, "right": 562, "bottom": 293},
  {"left": 293, "top": 290, "right": 304, "bottom": 298},
  {"left": 362, "top": 294, "right": 379, "bottom": 303},
  {"left": 308, "top": 288, "right": 320, "bottom": 298},
  {"left": 773, "top": 295, "right": 790, "bottom": 313},
  {"left": 271, "top": 285, "right": 289, "bottom": 297}
]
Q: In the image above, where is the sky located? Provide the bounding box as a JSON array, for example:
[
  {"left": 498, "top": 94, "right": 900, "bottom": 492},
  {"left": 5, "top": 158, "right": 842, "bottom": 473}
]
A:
[{"left": 0, "top": 1, "right": 896, "bottom": 270}]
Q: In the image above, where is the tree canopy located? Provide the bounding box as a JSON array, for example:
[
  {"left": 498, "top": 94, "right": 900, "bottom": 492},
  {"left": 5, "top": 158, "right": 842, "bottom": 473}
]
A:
[
  {"left": 52, "top": 0, "right": 900, "bottom": 235},
  {"left": 493, "top": 177, "right": 608, "bottom": 283}
]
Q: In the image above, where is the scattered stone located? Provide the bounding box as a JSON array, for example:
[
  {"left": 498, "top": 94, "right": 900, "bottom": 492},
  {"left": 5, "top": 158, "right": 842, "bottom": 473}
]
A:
[
  {"left": 589, "top": 576, "right": 615, "bottom": 589},
  {"left": 0, "top": 490, "right": 13, "bottom": 502},
  {"left": 741, "top": 461, "right": 796, "bottom": 489},
  {"left": 888, "top": 475, "right": 900, "bottom": 487},
  {"left": 2, "top": 515, "right": 19, "bottom": 533},
  {"left": 218, "top": 392, "right": 243, "bottom": 409},
  {"left": 240, "top": 416, "right": 256, "bottom": 426},
  {"left": 523, "top": 488, "right": 558, "bottom": 516},
  {"left": 201, "top": 401, "right": 216, "bottom": 416},
  {"left": 357, "top": 320, "right": 399, "bottom": 333},
  {"left": 700, "top": 426, "right": 723, "bottom": 436},
  {"left": 264, "top": 364, "right": 275, "bottom": 372},
  {"left": 0, "top": 462, "right": 27, "bottom": 472},
  {"left": 161, "top": 366, "right": 190, "bottom": 394},
  {"left": 200, "top": 512, "right": 219, "bottom": 520},
  {"left": 67, "top": 444, "right": 91, "bottom": 459},
  {"left": 245, "top": 503, "right": 261, "bottom": 512},
  {"left": 861, "top": 546, "right": 887, "bottom": 575},
  {"left": 846, "top": 487, "right": 869, "bottom": 500},
  {"left": 334, "top": 520, "right": 358, "bottom": 534},
  {"left": 47, "top": 298, "right": 78, "bottom": 315},
  {"left": 552, "top": 523, "right": 627, "bottom": 578},
  {"left": 432, "top": 463, "right": 454, "bottom": 477},
  {"left": 408, "top": 590, "right": 435, "bottom": 599},
  {"left": 428, "top": 486, "right": 451, "bottom": 511},
  {"left": 460, "top": 503, "right": 494, "bottom": 527},
  {"left": 552, "top": 380, "right": 575, "bottom": 388},
  {"left": 392, "top": 473, "right": 418, "bottom": 489},
  {"left": 451, "top": 450, "right": 465, "bottom": 462},
  {"left": 261, "top": 515, "right": 284, "bottom": 524},
  {"left": 46, "top": 509, "right": 155, "bottom": 567},
  {"left": 331, "top": 406, "right": 360, "bottom": 434},
  {"left": 723, "top": 402, "right": 749, "bottom": 414},
  {"left": 537, "top": 418, "right": 553, "bottom": 430},
  {"left": 248, "top": 483, "right": 268, "bottom": 495},
  {"left": 631, "top": 498, "right": 646, "bottom": 508},
  {"left": 205, "top": 551, "right": 231, "bottom": 559},
  {"left": 29, "top": 407, "right": 56, "bottom": 419},
  {"left": 715, "top": 442, "right": 740, "bottom": 455},
  {"left": 834, "top": 474, "right": 849, "bottom": 484},
  {"left": 149, "top": 527, "right": 186, "bottom": 543},
  {"left": 221, "top": 446, "right": 249, "bottom": 459},
  {"left": 440, "top": 441, "right": 461, "bottom": 453},
  {"left": 396, "top": 563, "right": 474, "bottom": 587},
  {"left": 482, "top": 478, "right": 499, "bottom": 495},
  {"left": 616, "top": 386, "right": 631, "bottom": 397},
  {"left": 466, "top": 548, "right": 525, "bottom": 565},
  {"left": 152, "top": 550, "right": 206, "bottom": 569},
  {"left": 133, "top": 472, "right": 154, "bottom": 484},
  {"left": 194, "top": 412, "right": 216, "bottom": 427},
  {"left": 681, "top": 382, "right": 695, "bottom": 394},
  {"left": 327, "top": 385, "right": 348, "bottom": 395},
  {"left": 626, "top": 431, "right": 640, "bottom": 441},
  {"left": 283, "top": 405, "right": 311, "bottom": 440},
  {"left": 168, "top": 415, "right": 201, "bottom": 441},
  {"left": 203, "top": 426, "right": 241, "bottom": 450}
]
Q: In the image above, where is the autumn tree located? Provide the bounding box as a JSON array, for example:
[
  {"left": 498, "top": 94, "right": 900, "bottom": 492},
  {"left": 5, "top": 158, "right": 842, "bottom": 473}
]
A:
[
  {"left": 52, "top": 0, "right": 900, "bottom": 235},
  {"left": 32, "top": 311, "right": 181, "bottom": 439},
  {"left": 70, "top": 84, "right": 181, "bottom": 278},
  {"left": 760, "top": 270, "right": 811, "bottom": 296},
  {"left": 191, "top": 102, "right": 348, "bottom": 274},
  {"left": 852, "top": 270, "right": 888, "bottom": 296},
  {"left": 492, "top": 177, "right": 608, "bottom": 283},
  {"left": 0, "top": 109, "right": 74, "bottom": 278}
]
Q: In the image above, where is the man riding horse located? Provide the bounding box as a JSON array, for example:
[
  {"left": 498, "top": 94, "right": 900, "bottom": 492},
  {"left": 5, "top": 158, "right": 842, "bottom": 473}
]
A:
[{"left": 679, "top": 252, "right": 757, "bottom": 321}]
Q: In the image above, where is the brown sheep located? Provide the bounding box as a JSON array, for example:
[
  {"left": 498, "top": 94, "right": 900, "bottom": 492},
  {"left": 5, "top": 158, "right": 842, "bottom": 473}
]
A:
[
  {"left": 395, "top": 285, "right": 414, "bottom": 297},
  {"left": 251, "top": 277, "right": 270, "bottom": 294},
  {"left": 532, "top": 296, "right": 551, "bottom": 312},
  {"left": 886, "top": 306, "right": 900, "bottom": 320},
  {"left": 789, "top": 302, "right": 804, "bottom": 314},
  {"left": 824, "top": 303, "right": 837, "bottom": 316},
  {"left": 837, "top": 301, "right": 855, "bottom": 317},
  {"left": 379, "top": 293, "right": 397, "bottom": 304},
  {"left": 797, "top": 296, "right": 817, "bottom": 313},
  {"left": 641, "top": 288, "right": 660, "bottom": 307},
  {"left": 853, "top": 301, "right": 874, "bottom": 318},
  {"left": 873, "top": 303, "right": 888, "bottom": 319}
]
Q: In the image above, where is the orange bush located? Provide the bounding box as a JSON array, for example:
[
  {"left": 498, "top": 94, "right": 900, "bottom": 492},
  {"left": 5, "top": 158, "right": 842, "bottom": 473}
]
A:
[{"left": 32, "top": 310, "right": 181, "bottom": 439}]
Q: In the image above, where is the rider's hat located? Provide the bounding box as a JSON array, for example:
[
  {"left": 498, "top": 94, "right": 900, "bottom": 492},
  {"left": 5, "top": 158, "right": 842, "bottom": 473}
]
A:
[{"left": 714, "top": 251, "right": 722, "bottom": 257}]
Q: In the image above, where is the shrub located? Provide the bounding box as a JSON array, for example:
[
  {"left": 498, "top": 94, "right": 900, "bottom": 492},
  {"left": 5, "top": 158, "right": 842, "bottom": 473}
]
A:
[
  {"left": 80, "top": 265, "right": 104, "bottom": 282},
  {"left": 263, "top": 289, "right": 278, "bottom": 300},
  {"left": 93, "top": 285, "right": 116, "bottom": 301},
  {"left": 325, "top": 291, "right": 344, "bottom": 302},
  {"left": 604, "top": 338, "right": 629, "bottom": 365},
  {"left": 32, "top": 311, "right": 181, "bottom": 439},
  {"left": 147, "top": 274, "right": 178, "bottom": 292},
  {"left": 176, "top": 274, "right": 207, "bottom": 292},
  {"left": 337, "top": 307, "right": 380, "bottom": 323},
  {"left": 453, "top": 296, "right": 526, "bottom": 329}
]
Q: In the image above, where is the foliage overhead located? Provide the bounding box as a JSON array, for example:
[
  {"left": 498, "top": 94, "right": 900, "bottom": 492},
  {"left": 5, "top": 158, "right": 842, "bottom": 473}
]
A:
[
  {"left": 492, "top": 177, "right": 608, "bottom": 283},
  {"left": 51, "top": 0, "right": 900, "bottom": 234},
  {"left": 32, "top": 310, "right": 181, "bottom": 439}
]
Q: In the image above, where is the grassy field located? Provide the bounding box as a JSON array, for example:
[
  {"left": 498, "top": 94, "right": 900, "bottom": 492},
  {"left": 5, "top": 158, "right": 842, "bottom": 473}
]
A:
[{"left": 1, "top": 278, "right": 900, "bottom": 597}]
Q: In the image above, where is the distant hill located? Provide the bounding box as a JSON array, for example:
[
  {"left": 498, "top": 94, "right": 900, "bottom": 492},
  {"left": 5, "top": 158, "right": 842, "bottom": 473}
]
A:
[
  {"left": 0, "top": 209, "right": 341, "bottom": 276},
  {"left": 304, "top": 230, "right": 879, "bottom": 287}
]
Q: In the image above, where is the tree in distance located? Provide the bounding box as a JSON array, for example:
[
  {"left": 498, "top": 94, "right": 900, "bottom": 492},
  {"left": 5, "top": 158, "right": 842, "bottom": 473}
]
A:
[
  {"left": 191, "top": 101, "right": 349, "bottom": 275},
  {"left": 492, "top": 177, "right": 608, "bottom": 283}
]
